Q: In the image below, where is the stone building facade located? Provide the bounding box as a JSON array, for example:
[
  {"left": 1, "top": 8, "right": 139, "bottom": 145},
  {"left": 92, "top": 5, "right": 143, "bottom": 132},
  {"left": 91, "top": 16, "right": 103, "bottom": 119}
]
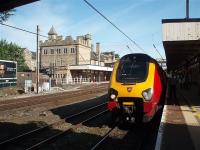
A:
[
  {"left": 102, "top": 51, "right": 116, "bottom": 67},
  {"left": 40, "top": 26, "right": 115, "bottom": 83}
]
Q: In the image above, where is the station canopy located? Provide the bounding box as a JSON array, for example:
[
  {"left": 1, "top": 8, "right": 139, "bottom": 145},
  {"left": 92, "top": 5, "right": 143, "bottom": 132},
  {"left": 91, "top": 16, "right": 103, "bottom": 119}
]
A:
[{"left": 162, "top": 18, "right": 200, "bottom": 71}]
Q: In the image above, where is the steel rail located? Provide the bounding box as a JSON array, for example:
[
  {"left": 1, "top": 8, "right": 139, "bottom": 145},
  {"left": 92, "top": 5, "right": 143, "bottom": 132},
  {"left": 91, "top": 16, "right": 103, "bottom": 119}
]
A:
[
  {"left": 0, "top": 102, "right": 107, "bottom": 148},
  {"left": 0, "top": 86, "right": 106, "bottom": 106},
  {"left": 90, "top": 126, "right": 117, "bottom": 150},
  {"left": 0, "top": 87, "right": 107, "bottom": 111},
  {"left": 0, "top": 83, "right": 107, "bottom": 105},
  {"left": 25, "top": 110, "right": 109, "bottom": 150}
]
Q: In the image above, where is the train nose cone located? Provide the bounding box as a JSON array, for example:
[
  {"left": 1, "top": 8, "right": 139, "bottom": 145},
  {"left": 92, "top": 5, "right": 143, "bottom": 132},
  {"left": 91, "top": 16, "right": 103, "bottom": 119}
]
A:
[{"left": 127, "top": 87, "right": 132, "bottom": 92}]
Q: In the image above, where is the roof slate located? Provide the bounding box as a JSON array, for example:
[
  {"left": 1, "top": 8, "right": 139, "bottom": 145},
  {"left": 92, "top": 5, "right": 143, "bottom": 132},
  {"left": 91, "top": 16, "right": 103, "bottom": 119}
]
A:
[{"left": 48, "top": 26, "right": 57, "bottom": 35}]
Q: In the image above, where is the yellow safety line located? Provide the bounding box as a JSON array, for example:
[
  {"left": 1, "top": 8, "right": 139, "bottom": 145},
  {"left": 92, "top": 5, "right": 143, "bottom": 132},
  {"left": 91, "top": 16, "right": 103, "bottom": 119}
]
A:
[
  {"left": 195, "top": 112, "right": 200, "bottom": 119},
  {"left": 192, "top": 107, "right": 197, "bottom": 112}
]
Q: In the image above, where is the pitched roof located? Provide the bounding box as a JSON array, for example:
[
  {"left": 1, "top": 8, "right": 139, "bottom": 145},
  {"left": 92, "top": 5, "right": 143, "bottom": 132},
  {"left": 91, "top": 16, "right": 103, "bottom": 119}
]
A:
[{"left": 48, "top": 26, "right": 57, "bottom": 35}]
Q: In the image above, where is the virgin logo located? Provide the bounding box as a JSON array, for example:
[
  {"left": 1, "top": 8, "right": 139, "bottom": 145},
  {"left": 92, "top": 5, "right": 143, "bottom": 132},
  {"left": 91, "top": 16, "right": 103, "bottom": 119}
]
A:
[{"left": 127, "top": 87, "right": 132, "bottom": 92}]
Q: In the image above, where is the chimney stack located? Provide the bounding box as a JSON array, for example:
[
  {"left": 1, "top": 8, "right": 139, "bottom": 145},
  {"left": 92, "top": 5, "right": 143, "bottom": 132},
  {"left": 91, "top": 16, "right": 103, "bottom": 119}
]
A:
[
  {"left": 96, "top": 43, "right": 100, "bottom": 66},
  {"left": 96, "top": 42, "right": 100, "bottom": 54},
  {"left": 91, "top": 44, "right": 94, "bottom": 51}
]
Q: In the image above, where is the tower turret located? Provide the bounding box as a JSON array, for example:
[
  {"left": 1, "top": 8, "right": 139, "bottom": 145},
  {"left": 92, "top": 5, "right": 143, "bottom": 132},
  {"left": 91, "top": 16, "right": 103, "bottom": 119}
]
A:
[{"left": 48, "top": 26, "right": 57, "bottom": 40}]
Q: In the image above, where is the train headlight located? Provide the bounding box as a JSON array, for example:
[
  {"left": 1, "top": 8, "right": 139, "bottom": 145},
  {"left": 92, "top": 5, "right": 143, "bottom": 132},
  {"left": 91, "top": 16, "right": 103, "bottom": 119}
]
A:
[
  {"left": 142, "top": 88, "right": 153, "bottom": 101},
  {"left": 110, "top": 94, "right": 116, "bottom": 99},
  {"left": 109, "top": 88, "right": 118, "bottom": 101}
]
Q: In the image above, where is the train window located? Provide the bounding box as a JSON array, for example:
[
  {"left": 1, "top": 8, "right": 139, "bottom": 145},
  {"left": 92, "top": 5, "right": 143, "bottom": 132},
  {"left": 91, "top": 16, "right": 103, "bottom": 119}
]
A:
[{"left": 116, "top": 61, "right": 148, "bottom": 83}]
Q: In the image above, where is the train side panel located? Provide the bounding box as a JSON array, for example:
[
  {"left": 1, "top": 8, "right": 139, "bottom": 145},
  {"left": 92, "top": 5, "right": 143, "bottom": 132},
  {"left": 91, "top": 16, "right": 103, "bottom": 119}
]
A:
[{"left": 143, "top": 64, "right": 162, "bottom": 119}]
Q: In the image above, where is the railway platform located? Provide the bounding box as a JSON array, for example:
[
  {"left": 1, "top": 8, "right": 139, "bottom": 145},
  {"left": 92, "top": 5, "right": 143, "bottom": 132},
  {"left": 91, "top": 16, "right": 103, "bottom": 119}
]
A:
[{"left": 155, "top": 85, "right": 200, "bottom": 150}]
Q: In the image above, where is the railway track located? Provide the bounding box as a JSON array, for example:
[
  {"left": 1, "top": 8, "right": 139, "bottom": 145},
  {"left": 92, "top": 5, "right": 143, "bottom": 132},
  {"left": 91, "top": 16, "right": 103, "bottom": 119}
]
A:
[
  {"left": 0, "top": 83, "right": 107, "bottom": 105},
  {"left": 0, "top": 82, "right": 161, "bottom": 150},
  {"left": 0, "top": 102, "right": 162, "bottom": 150},
  {"left": 0, "top": 102, "right": 109, "bottom": 150},
  {"left": 90, "top": 125, "right": 117, "bottom": 150},
  {"left": 0, "top": 86, "right": 107, "bottom": 112}
]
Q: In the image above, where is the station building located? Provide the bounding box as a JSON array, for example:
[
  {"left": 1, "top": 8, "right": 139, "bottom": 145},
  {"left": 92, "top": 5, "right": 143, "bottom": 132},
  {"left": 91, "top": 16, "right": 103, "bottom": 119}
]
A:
[{"left": 40, "top": 26, "right": 116, "bottom": 83}]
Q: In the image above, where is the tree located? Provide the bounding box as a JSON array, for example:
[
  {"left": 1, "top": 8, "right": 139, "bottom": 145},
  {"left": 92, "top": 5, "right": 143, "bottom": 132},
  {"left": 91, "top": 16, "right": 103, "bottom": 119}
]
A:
[
  {"left": 0, "top": 9, "right": 15, "bottom": 23},
  {"left": 0, "top": 39, "right": 30, "bottom": 72}
]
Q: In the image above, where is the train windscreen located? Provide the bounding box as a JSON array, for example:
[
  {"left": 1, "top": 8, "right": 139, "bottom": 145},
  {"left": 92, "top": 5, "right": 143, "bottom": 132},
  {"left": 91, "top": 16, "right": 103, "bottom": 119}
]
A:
[{"left": 116, "top": 56, "right": 148, "bottom": 83}]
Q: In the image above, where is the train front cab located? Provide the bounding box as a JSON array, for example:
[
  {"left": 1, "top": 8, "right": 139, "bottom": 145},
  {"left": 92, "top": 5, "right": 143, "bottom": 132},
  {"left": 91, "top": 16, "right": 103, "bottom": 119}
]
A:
[{"left": 107, "top": 54, "right": 164, "bottom": 123}]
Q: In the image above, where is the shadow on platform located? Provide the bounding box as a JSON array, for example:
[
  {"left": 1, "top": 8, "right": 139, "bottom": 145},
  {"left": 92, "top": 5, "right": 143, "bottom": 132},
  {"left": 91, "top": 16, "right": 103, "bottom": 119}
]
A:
[{"left": 161, "top": 85, "right": 200, "bottom": 150}]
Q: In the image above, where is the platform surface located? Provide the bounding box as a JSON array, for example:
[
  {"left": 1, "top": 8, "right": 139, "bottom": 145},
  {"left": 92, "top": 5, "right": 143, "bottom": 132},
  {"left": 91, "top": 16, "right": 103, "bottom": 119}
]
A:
[{"left": 155, "top": 85, "right": 200, "bottom": 150}]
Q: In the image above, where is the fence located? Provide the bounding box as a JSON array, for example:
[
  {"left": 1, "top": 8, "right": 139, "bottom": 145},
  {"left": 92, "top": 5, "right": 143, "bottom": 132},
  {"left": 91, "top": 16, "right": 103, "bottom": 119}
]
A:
[
  {"left": 54, "top": 78, "right": 93, "bottom": 85},
  {"left": 17, "top": 78, "right": 92, "bottom": 90},
  {"left": 0, "top": 82, "right": 16, "bottom": 88},
  {"left": 0, "top": 77, "right": 100, "bottom": 94}
]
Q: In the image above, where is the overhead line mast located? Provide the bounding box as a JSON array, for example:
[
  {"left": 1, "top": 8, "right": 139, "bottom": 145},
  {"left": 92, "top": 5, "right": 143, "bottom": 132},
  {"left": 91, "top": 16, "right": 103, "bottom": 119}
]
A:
[
  {"left": 153, "top": 44, "right": 164, "bottom": 60},
  {"left": 83, "top": 0, "right": 146, "bottom": 54}
]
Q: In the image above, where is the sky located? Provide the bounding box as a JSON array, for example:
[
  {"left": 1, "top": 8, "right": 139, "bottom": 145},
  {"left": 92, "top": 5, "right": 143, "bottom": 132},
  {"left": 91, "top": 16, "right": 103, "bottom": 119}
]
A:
[{"left": 0, "top": 0, "right": 200, "bottom": 59}]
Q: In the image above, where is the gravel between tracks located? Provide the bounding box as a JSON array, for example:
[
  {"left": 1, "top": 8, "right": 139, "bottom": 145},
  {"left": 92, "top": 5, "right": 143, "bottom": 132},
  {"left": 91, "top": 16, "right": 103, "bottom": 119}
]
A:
[
  {"left": 0, "top": 93, "right": 107, "bottom": 124},
  {"left": 0, "top": 82, "right": 108, "bottom": 102},
  {"left": 0, "top": 83, "right": 108, "bottom": 143}
]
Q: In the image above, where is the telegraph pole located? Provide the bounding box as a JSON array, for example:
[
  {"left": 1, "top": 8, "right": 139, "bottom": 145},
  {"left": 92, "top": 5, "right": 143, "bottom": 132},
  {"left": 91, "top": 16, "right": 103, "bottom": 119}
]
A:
[
  {"left": 186, "top": 0, "right": 189, "bottom": 19},
  {"left": 36, "top": 25, "right": 40, "bottom": 94}
]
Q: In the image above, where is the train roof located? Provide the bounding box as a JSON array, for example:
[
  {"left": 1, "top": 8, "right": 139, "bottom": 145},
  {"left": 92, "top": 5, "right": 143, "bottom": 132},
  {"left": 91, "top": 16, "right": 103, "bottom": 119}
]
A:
[
  {"left": 120, "top": 53, "right": 164, "bottom": 70},
  {"left": 120, "top": 53, "right": 156, "bottom": 62}
]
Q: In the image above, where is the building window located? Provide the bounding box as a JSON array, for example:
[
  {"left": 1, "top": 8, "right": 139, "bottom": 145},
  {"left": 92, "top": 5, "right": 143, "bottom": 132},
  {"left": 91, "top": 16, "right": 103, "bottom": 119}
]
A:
[
  {"left": 51, "top": 49, "right": 54, "bottom": 54},
  {"left": 64, "top": 48, "right": 67, "bottom": 53},
  {"left": 57, "top": 49, "right": 61, "bottom": 54},
  {"left": 43, "top": 49, "right": 47, "bottom": 54},
  {"left": 71, "top": 48, "right": 75, "bottom": 53}
]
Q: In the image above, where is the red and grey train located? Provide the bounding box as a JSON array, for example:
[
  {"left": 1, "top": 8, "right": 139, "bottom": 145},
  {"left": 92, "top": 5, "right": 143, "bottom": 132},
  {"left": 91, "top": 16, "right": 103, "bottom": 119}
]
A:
[{"left": 107, "top": 53, "right": 166, "bottom": 123}]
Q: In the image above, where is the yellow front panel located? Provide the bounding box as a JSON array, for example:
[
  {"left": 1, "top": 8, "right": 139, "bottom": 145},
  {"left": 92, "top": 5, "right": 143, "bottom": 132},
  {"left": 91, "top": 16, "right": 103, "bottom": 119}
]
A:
[{"left": 110, "top": 61, "right": 155, "bottom": 100}]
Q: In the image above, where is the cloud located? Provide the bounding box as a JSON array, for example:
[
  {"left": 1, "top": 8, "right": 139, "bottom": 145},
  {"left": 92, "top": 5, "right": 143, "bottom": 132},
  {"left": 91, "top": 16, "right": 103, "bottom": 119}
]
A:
[
  {"left": 0, "top": 0, "right": 192, "bottom": 59},
  {"left": 0, "top": 0, "right": 71, "bottom": 51},
  {"left": 0, "top": 0, "right": 152, "bottom": 51}
]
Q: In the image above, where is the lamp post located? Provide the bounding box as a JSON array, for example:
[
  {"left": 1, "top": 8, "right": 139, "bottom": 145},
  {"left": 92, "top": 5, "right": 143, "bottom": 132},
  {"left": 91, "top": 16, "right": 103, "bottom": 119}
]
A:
[{"left": 36, "top": 25, "right": 40, "bottom": 94}]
